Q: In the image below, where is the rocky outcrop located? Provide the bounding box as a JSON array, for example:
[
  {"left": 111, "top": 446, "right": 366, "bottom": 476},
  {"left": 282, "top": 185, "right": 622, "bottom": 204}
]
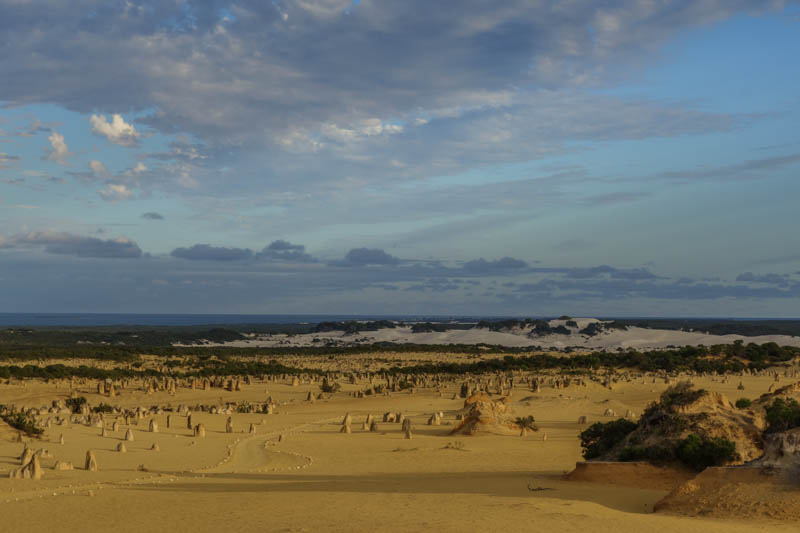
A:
[
  {"left": 85, "top": 450, "right": 98, "bottom": 471},
  {"left": 601, "top": 383, "right": 766, "bottom": 465},
  {"left": 750, "top": 427, "right": 800, "bottom": 470},
  {"left": 450, "top": 399, "right": 519, "bottom": 436}
]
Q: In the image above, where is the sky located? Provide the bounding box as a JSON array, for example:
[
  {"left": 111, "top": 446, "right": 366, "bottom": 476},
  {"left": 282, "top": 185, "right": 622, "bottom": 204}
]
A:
[{"left": 1, "top": 0, "right": 800, "bottom": 317}]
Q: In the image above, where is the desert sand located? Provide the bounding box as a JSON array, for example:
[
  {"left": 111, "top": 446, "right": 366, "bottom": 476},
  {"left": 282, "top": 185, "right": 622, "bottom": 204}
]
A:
[{"left": 2, "top": 356, "right": 798, "bottom": 533}]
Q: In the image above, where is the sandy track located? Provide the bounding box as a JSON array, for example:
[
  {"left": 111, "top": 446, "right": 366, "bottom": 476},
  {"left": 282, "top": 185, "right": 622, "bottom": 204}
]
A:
[{"left": 202, "top": 418, "right": 339, "bottom": 474}]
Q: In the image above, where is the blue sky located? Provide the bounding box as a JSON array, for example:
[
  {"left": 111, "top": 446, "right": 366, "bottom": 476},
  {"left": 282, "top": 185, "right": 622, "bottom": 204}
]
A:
[{"left": 1, "top": 1, "right": 799, "bottom": 316}]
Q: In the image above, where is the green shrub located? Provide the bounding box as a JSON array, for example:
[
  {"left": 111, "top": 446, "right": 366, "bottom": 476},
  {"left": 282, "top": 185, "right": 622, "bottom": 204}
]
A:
[
  {"left": 515, "top": 415, "right": 538, "bottom": 431},
  {"left": 65, "top": 396, "right": 87, "bottom": 413},
  {"left": 618, "top": 445, "right": 674, "bottom": 463},
  {"left": 764, "top": 398, "right": 800, "bottom": 433},
  {"left": 675, "top": 433, "right": 737, "bottom": 471},
  {"left": 92, "top": 402, "right": 114, "bottom": 414},
  {"left": 734, "top": 398, "right": 752, "bottom": 409},
  {"left": 0, "top": 410, "right": 43, "bottom": 436},
  {"left": 659, "top": 382, "right": 706, "bottom": 408},
  {"left": 579, "top": 418, "right": 638, "bottom": 459}
]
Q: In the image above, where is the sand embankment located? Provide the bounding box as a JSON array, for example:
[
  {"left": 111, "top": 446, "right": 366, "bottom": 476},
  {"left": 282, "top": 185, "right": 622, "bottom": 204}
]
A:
[
  {"left": 567, "top": 461, "right": 694, "bottom": 491},
  {"left": 655, "top": 466, "right": 800, "bottom": 521}
]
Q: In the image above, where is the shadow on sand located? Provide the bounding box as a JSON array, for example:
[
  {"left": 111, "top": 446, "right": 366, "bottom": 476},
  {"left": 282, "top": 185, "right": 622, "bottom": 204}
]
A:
[{"left": 127, "top": 469, "right": 664, "bottom": 514}]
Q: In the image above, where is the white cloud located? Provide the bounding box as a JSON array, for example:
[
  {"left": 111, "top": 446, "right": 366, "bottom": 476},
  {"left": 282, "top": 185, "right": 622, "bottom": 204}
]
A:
[
  {"left": 44, "top": 131, "right": 71, "bottom": 165},
  {"left": 89, "top": 159, "right": 111, "bottom": 178},
  {"left": 320, "top": 118, "right": 404, "bottom": 143},
  {"left": 176, "top": 167, "right": 200, "bottom": 189},
  {"left": 278, "top": 129, "right": 323, "bottom": 153},
  {"left": 89, "top": 114, "right": 141, "bottom": 147},
  {"left": 98, "top": 183, "right": 134, "bottom": 201}
]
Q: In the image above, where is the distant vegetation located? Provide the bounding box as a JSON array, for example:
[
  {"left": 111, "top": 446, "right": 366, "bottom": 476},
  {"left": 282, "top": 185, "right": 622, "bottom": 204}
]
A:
[
  {"left": 410, "top": 322, "right": 450, "bottom": 333},
  {"left": 475, "top": 319, "right": 536, "bottom": 331},
  {"left": 578, "top": 321, "right": 627, "bottom": 336},
  {"left": 0, "top": 320, "right": 799, "bottom": 381},
  {"left": 0, "top": 327, "right": 246, "bottom": 349},
  {"left": 0, "top": 405, "right": 43, "bottom": 436},
  {"left": 92, "top": 402, "right": 114, "bottom": 414},
  {"left": 0, "top": 341, "right": 797, "bottom": 381},
  {"left": 65, "top": 396, "right": 87, "bottom": 413},
  {"left": 393, "top": 343, "right": 799, "bottom": 375},
  {"left": 612, "top": 318, "right": 800, "bottom": 338},
  {"left": 314, "top": 320, "right": 396, "bottom": 334}
]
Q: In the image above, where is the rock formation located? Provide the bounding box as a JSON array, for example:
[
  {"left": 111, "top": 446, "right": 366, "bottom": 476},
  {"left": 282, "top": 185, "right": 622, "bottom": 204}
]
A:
[
  {"left": 53, "top": 461, "right": 73, "bottom": 471},
  {"left": 85, "top": 450, "right": 98, "bottom": 471},
  {"left": 451, "top": 397, "right": 520, "bottom": 436}
]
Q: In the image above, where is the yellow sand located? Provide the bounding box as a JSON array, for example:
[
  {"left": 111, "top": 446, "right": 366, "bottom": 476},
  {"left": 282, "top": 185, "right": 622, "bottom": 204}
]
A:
[{"left": 0, "top": 369, "right": 795, "bottom": 532}]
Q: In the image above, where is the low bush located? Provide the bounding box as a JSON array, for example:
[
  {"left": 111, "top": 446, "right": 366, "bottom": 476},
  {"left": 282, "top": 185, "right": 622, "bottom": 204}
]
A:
[
  {"left": 515, "top": 415, "right": 538, "bottom": 431},
  {"left": 92, "top": 403, "right": 114, "bottom": 414},
  {"left": 659, "top": 382, "right": 706, "bottom": 408},
  {"left": 0, "top": 410, "right": 43, "bottom": 436},
  {"left": 675, "top": 433, "right": 737, "bottom": 471},
  {"left": 764, "top": 398, "right": 800, "bottom": 433},
  {"left": 579, "top": 418, "right": 637, "bottom": 459},
  {"left": 618, "top": 445, "right": 674, "bottom": 463},
  {"left": 734, "top": 398, "right": 752, "bottom": 409},
  {"left": 65, "top": 396, "right": 87, "bottom": 414}
]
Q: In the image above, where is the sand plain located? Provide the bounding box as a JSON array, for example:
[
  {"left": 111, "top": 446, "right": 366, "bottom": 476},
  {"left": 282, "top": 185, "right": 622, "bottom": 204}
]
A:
[{"left": 1, "top": 365, "right": 797, "bottom": 532}]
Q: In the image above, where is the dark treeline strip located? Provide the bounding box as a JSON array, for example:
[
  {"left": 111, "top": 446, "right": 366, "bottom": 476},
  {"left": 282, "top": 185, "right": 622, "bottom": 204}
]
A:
[
  {"left": 0, "top": 360, "right": 315, "bottom": 382},
  {"left": 1, "top": 341, "right": 797, "bottom": 369},
  {"left": 0, "top": 364, "right": 156, "bottom": 381},
  {"left": 0, "top": 327, "right": 247, "bottom": 348},
  {"left": 1, "top": 344, "right": 798, "bottom": 382},
  {"left": 391, "top": 344, "right": 800, "bottom": 376},
  {"left": 612, "top": 318, "right": 800, "bottom": 337},
  {"left": 0, "top": 342, "right": 545, "bottom": 362},
  {"left": 314, "top": 320, "right": 397, "bottom": 333}
]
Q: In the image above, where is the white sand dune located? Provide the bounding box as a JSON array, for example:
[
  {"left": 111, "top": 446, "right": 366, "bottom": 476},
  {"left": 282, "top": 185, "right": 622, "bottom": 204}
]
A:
[{"left": 205, "top": 318, "right": 800, "bottom": 351}]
